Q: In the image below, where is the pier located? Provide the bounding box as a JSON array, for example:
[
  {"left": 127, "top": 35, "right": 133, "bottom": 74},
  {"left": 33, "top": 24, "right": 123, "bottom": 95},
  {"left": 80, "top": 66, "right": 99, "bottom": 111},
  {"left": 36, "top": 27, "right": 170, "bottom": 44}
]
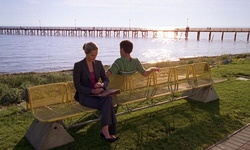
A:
[{"left": 0, "top": 26, "right": 250, "bottom": 42}]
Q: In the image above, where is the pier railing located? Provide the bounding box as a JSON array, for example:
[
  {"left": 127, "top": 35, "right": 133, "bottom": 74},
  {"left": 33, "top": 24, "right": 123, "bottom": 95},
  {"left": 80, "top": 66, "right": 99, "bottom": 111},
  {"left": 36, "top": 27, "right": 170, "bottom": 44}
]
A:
[{"left": 0, "top": 26, "right": 250, "bottom": 41}]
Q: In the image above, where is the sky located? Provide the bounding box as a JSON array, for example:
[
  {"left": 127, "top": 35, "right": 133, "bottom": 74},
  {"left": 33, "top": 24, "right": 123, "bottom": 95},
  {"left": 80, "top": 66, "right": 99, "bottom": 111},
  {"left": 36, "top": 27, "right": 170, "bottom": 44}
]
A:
[{"left": 0, "top": 0, "right": 250, "bottom": 28}]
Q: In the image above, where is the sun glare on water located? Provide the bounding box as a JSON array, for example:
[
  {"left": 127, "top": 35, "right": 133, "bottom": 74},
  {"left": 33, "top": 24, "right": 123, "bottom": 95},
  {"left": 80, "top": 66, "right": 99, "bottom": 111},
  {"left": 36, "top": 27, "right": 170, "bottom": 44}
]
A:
[
  {"left": 146, "top": 26, "right": 182, "bottom": 39},
  {"left": 141, "top": 37, "right": 180, "bottom": 64}
]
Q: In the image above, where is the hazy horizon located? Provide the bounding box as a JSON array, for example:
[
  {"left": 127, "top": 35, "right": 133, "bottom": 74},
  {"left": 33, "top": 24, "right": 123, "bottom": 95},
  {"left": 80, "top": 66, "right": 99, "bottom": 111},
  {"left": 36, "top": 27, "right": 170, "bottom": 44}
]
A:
[{"left": 1, "top": 0, "right": 250, "bottom": 28}]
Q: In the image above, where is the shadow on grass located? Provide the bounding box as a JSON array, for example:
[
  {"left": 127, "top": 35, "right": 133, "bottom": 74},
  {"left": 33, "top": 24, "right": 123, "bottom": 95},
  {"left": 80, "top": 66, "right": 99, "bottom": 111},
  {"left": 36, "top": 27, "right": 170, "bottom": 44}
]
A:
[
  {"left": 110, "top": 100, "right": 243, "bottom": 150},
  {"left": 13, "top": 100, "right": 243, "bottom": 150},
  {"left": 13, "top": 137, "right": 33, "bottom": 150}
]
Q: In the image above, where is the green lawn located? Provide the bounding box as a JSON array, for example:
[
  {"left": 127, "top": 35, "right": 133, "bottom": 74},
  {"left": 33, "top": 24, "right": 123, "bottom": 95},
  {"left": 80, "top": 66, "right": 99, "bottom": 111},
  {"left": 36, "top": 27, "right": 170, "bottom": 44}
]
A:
[{"left": 0, "top": 57, "right": 250, "bottom": 150}]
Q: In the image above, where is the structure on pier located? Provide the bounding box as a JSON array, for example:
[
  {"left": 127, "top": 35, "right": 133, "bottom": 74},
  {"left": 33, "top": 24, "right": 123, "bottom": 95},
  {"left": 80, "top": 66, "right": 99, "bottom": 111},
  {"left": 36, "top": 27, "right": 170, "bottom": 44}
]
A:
[{"left": 0, "top": 26, "right": 249, "bottom": 42}]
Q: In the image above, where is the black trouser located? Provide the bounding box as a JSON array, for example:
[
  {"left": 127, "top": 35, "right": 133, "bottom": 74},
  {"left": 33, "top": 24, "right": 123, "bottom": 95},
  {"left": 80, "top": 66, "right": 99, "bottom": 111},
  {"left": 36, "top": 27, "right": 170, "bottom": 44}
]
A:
[{"left": 82, "top": 96, "right": 117, "bottom": 135}]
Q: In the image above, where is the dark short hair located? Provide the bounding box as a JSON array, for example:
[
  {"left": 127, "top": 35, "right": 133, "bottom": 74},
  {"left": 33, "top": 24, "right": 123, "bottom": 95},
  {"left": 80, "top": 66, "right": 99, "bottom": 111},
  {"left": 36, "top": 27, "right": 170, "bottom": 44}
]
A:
[{"left": 120, "top": 40, "right": 133, "bottom": 54}]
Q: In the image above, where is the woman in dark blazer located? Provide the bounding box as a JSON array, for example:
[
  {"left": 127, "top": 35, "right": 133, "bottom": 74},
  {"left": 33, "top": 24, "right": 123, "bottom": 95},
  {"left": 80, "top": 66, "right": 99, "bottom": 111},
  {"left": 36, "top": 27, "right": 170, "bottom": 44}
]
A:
[{"left": 73, "top": 42, "right": 118, "bottom": 142}]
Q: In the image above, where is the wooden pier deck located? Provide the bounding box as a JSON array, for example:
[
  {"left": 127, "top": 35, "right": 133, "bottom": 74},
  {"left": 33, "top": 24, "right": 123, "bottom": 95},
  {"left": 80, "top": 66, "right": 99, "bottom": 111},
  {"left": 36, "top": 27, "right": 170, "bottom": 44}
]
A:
[
  {"left": 0, "top": 26, "right": 250, "bottom": 41},
  {"left": 207, "top": 123, "right": 250, "bottom": 150}
]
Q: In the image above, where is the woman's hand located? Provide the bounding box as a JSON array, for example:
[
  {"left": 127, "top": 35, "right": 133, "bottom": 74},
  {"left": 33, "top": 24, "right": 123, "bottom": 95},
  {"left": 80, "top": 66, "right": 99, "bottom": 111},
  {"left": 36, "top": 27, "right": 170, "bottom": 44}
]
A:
[
  {"left": 91, "top": 82, "right": 104, "bottom": 94},
  {"left": 94, "top": 82, "right": 104, "bottom": 88},
  {"left": 91, "top": 88, "right": 104, "bottom": 94}
]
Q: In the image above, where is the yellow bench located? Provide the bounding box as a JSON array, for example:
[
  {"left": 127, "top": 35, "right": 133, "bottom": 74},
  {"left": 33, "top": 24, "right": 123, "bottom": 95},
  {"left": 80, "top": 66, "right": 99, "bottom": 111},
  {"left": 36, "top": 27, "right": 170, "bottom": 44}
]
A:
[{"left": 23, "top": 62, "right": 226, "bottom": 149}]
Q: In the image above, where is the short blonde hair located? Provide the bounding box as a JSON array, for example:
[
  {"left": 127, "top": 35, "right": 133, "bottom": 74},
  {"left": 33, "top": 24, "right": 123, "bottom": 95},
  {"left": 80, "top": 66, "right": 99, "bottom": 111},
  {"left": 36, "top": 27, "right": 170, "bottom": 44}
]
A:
[{"left": 83, "top": 42, "right": 98, "bottom": 54}]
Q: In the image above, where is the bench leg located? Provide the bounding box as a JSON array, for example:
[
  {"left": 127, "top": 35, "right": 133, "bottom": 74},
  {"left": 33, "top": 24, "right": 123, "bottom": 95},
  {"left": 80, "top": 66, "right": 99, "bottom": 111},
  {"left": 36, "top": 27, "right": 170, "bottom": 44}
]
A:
[
  {"left": 25, "top": 119, "right": 74, "bottom": 150},
  {"left": 181, "top": 85, "right": 219, "bottom": 103}
]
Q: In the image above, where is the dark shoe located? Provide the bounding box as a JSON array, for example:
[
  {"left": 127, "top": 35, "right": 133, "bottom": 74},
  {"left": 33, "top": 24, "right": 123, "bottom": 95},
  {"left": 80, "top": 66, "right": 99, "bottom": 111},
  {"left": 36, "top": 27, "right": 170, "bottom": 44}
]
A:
[
  {"left": 113, "top": 104, "right": 118, "bottom": 113},
  {"left": 113, "top": 103, "right": 118, "bottom": 108},
  {"left": 100, "top": 132, "right": 118, "bottom": 143}
]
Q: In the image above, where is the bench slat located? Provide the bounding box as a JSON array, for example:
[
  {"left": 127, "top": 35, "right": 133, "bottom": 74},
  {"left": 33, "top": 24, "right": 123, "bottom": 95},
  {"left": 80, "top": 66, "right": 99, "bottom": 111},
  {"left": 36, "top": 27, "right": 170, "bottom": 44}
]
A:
[{"left": 32, "top": 103, "right": 83, "bottom": 122}]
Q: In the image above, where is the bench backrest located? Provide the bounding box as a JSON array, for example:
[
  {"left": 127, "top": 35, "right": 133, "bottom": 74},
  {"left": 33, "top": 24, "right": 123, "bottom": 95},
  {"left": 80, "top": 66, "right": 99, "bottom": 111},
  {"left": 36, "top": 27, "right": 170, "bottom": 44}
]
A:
[
  {"left": 107, "top": 62, "right": 211, "bottom": 90},
  {"left": 192, "top": 62, "right": 211, "bottom": 79},
  {"left": 66, "top": 81, "right": 76, "bottom": 103},
  {"left": 154, "top": 66, "right": 174, "bottom": 85},
  {"left": 27, "top": 82, "right": 67, "bottom": 112},
  {"left": 108, "top": 72, "right": 155, "bottom": 92},
  {"left": 168, "top": 62, "right": 211, "bottom": 81}
]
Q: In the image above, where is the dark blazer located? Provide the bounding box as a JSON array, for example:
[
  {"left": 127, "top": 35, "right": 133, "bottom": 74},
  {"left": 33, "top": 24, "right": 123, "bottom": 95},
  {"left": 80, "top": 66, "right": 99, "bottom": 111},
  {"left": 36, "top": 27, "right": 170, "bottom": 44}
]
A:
[{"left": 73, "top": 58, "right": 109, "bottom": 104}]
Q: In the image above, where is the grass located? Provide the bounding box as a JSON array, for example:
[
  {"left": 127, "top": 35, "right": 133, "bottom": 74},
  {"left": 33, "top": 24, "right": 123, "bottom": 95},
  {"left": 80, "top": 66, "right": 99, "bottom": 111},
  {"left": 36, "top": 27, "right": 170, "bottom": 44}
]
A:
[{"left": 0, "top": 54, "right": 250, "bottom": 150}]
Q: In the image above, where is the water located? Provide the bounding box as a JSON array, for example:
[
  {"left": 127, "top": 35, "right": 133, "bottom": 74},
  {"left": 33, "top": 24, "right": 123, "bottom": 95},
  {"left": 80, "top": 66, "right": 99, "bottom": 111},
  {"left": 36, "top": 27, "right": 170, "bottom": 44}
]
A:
[{"left": 0, "top": 32, "right": 249, "bottom": 74}]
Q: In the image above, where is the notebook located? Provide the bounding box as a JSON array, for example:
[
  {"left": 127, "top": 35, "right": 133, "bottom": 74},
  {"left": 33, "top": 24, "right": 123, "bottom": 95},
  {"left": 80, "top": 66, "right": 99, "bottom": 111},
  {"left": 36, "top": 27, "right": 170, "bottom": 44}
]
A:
[{"left": 90, "top": 89, "right": 121, "bottom": 97}]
